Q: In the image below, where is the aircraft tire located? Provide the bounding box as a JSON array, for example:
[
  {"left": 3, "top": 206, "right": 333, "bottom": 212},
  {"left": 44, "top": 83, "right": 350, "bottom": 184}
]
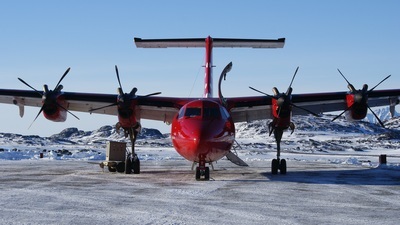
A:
[
  {"left": 271, "top": 159, "right": 279, "bottom": 174},
  {"left": 205, "top": 167, "right": 210, "bottom": 180},
  {"left": 133, "top": 157, "right": 140, "bottom": 174},
  {"left": 108, "top": 166, "right": 117, "bottom": 173},
  {"left": 195, "top": 167, "right": 201, "bottom": 180},
  {"left": 125, "top": 158, "right": 132, "bottom": 174},
  {"left": 280, "top": 159, "right": 287, "bottom": 174},
  {"left": 116, "top": 162, "right": 125, "bottom": 173}
]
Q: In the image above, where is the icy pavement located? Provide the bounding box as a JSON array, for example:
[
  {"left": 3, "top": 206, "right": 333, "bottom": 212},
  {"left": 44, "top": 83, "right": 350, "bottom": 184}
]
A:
[
  {"left": 1, "top": 115, "right": 400, "bottom": 224},
  {"left": 0, "top": 158, "right": 399, "bottom": 225}
]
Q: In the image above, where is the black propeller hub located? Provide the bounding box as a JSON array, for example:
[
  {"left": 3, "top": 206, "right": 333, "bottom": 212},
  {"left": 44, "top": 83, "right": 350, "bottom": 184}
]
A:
[
  {"left": 130, "top": 87, "right": 138, "bottom": 95},
  {"left": 277, "top": 95, "right": 288, "bottom": 107},
  {"left": 362, "top": 84, "right": 368, "bottom": 93}
]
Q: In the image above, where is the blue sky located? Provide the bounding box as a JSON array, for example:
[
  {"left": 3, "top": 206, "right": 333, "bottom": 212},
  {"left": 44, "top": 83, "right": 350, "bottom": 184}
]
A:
[{"left": 0, "top": 0, "right": 399, "bottom": 136}]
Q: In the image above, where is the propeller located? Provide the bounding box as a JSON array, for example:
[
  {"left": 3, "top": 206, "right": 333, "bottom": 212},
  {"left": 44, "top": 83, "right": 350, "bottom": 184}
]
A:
[
  {"left": 332, "top": 69, "right": 391, "bottom": 127},
  {"left": 18, "top": 67, "right": 79, "bottom": 128},
  {"left": 249, "top": 67, "right": 320, "bottom": 118},
  {"left": 89, "top": 65, "right": 161, "bottom": 113}
]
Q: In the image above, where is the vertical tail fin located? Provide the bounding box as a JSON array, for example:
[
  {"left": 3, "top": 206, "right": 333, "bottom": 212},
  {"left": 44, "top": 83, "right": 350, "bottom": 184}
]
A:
[{"left": 134, "top": 36, "right": 285, "bottom": 98}]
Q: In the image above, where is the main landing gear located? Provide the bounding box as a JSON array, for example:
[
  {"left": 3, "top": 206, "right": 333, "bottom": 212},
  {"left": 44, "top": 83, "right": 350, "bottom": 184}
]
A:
[
  {"left": 125, "top": 153, "right": 140, "bottom": 174},
  {"left": 119, "top": 123, "right": 141, "bottom": 174},
  {"left": 270, "top": 126, "right": 292, "bottom": 175}
]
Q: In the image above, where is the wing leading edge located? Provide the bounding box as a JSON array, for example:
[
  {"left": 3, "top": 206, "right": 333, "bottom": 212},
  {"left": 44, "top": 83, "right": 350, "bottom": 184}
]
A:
[
  {"left": 0, "top": 89, "right": 399, "bottom": 124},
  {"left": 226, "top": 89, "right": 400, "bottom": 123}
]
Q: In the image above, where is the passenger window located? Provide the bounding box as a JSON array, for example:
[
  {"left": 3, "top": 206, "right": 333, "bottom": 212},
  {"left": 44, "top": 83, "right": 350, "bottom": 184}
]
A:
[{"left": 185, "top": 108, "right": 201, "bottom": 117}]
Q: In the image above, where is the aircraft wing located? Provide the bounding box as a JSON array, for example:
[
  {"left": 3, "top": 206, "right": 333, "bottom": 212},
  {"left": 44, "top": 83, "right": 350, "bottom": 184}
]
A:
[
  {"left": 0, "top": 88, "right": 399, "bottom": 124},
  {"left": 227, "top": 89, "right": 400, "bottom": 123},
  {"left": 0, "top": 89, "right": 189, "bottom": 123}
]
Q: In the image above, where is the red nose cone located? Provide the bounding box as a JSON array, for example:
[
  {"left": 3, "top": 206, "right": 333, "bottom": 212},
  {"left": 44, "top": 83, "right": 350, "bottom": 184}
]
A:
[{"left": 171, "top": 100, "right": 235, "bottom": 163}]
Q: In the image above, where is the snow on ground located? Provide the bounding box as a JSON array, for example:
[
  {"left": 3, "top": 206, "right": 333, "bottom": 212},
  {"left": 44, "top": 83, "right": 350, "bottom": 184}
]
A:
[
  {"left": 0, "top": 114, "right": 400, "bottom": 224},
  {"left": 0, "top": 158, "right": 399, "bottom": 224}
]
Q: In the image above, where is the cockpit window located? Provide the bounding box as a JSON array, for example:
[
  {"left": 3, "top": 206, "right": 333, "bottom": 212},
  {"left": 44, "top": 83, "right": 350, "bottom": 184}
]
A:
[
  {"left": 203, "top": 107, "right": 220, "bottom": 118},
  {"left": 185, "top": 108, "right": 201, "bottom": 117}
]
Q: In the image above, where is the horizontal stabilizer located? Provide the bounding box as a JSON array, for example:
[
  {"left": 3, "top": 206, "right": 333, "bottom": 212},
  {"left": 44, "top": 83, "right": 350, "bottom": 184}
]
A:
[
  {"left": 226, "top": 151, "right": 249, "bottom": 167},
  {"left": 134, "top": 37, "right": 285, "bottom": 49}
]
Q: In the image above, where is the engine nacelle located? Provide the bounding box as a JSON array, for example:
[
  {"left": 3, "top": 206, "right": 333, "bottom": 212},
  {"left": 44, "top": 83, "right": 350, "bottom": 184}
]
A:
[
  {"left": 117, "top": 99, "right": 138, "bottom": 129},
  {"left": 345, "top": 94, "right": 367, "bottom": 121},
  {"left": 42, "top": 97, "right": 68, "bottom": 122}
]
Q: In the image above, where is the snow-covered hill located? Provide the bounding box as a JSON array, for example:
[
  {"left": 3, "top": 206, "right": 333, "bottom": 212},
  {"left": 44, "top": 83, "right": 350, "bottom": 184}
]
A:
[{"left": 1, "top": 110, "right": 400, "bottom": 162}]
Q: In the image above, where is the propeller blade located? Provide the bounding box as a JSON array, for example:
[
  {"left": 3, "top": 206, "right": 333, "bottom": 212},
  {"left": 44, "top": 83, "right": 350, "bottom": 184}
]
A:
[
  {"left": 18, "top": 78, "right": 42, "bottom": 96},
  {"left": 337, "top": 68, "right": 352, "bottom": 86},
  {"left": 367, "top": 105, "right": 385, "bottom": 128},
  {"left": 115, "top": 65, "right": 124, "bottom": 93},
  {"left": 337, "top": 68, "right": 356, "bottom": 93},
  {"left": 287, "top": 66, "right": 299, "bottom": 91},
  {"left": 331, "top": 104, "right": 353, "bottom": 122},
  {"left": 56, "top": 102, "right": 80, "bottom": 120},
  {"left": 55, "top": 67, "right": 71, "bottom": 89},
  {"left": 291, "top": 103, "right": 320, "bottom": 117},
  {"left": 28, "top": 106, "right": 44, "bottom": 129},
  {"left": 368, "top": 75, "right": 391, "bottom": 93},
  {"left": 249, "top": 86, "right": 276, "bottom": 98},
  {"left": 89, "top": 103, "right": 118, "bottom": 113},
  {"left": 143, "top": 92, "right": 161, "bottom": 97}
]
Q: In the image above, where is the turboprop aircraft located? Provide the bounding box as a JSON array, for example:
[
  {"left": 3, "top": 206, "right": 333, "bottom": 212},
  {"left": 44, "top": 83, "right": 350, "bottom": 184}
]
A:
[{"left": 0, "top": 36, "right": 399, "bottom": 180}]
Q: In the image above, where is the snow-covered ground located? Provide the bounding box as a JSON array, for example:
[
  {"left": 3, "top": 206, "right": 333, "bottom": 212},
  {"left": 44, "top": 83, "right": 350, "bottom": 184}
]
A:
[{"left": 1, "top": 114, "right": 400, "bottom": 224}]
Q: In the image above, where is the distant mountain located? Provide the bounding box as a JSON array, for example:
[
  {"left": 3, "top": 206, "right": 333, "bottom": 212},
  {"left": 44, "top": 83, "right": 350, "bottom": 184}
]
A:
[
  {"left": 0, "top": 107, "right": 399, "bottom": 152},
  {"left": 0, "top": 125, "right": 166, "bottom": 149},
  {"left": 365, "top": 106, "right": 400, "bottom": 125},
  {"left": 236, "top": 114, "right": 399, "bottom": 138},
  {"left": 49, "top": 125, "right": 164, "bottom": 140}
]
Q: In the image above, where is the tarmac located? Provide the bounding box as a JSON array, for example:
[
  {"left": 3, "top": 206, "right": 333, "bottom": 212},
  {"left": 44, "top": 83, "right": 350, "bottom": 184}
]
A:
[{"left": 0, "top": 159, "right": 399, "bottom": 225}]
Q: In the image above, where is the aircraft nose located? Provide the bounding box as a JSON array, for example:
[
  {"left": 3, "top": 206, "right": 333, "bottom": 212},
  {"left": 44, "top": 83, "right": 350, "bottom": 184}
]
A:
[
  {"left": 172, "top": 118, "right": 233, "bottom": 162},
  {"left": 188, "top": 123, "right": 213, "bottom": 150}
]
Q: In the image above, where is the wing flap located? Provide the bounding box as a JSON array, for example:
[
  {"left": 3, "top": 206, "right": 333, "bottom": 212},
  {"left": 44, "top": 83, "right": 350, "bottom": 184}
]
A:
[
  {"left": 230, "top": 105, "right": 272, "bottom": 122},
  {"left": 137, "top": 105, "right": 178, "bottom": 124}
]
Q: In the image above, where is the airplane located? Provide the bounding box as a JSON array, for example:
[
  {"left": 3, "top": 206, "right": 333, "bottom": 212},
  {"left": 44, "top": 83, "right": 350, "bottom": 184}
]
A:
[{"left": 0, "top": 36, "right": 399, "bottom": 180}]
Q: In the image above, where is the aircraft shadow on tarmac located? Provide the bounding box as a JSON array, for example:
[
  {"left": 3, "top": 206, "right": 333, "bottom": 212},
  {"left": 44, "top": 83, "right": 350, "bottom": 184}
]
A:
[{"left": 262, "top": 166, "right": 400, "bottom": 186}]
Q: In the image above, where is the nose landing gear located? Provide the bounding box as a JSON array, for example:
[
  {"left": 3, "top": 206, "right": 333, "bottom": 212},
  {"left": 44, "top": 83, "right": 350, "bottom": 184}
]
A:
[{"left": 195, "top": 154, "right": 210, "bottom": 181}]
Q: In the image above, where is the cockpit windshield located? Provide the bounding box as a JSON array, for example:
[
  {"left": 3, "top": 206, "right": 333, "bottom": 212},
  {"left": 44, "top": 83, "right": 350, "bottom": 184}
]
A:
[
  {"left": 203, "top": 107, "right": 220, "bottom": 118},
  {"left": 177, "top": 100, "right": 226, "bottom": 120},
  {"left": 184, "top": 108, "right": 201, "bottom": 117}
]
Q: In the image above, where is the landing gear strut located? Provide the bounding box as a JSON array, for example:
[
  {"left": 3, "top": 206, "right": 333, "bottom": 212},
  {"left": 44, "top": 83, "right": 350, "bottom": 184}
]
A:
[
  {"left": 121, "top": 123, "right": 141, "bottom": 174},
  {"left": 271, "top": 127, "right": 287, "bottom": 175},
  {"left": 195, "top": 155, "right": 210, "bottom": 180}
]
